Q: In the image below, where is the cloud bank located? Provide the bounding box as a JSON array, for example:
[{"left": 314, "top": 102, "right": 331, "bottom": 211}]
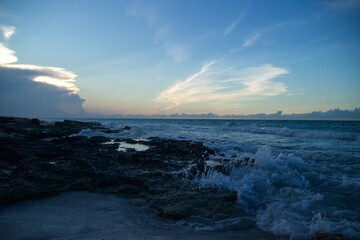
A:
[
  {"left": 106, "top": 108, "right": 360, "bottom": 120},
  {"left": 0, "top": 25, "right": 85, "bottom": 118},
  {"left": 156, "top": 61, "right": 289, "bottom": 109}
]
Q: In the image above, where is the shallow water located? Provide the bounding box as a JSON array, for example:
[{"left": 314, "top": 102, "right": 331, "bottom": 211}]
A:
[
  {"left": 65, "top": 119, "right": 360, "bottom": 238},
  {"left": 0, "top": 192, "right": 279, "bottom": 240},
  {"left": 104, "top": 139, "right": 150, "bottom": 152}
]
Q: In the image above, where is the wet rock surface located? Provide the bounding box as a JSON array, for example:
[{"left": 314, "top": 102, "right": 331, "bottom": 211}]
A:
[{"left": 0, "top": 117, "right": 243, "bottom": 222}]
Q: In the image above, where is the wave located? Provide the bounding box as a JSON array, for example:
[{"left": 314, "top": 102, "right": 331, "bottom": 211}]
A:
[
  {"left": 184, "top": 147, "right": 360, "bottom": 239},
  {"left": 77, "top": 120, "right": 360, "bottom": 144},
  {"left": 230, "top": 126, "right": 359, "bottom": 141},
  {"left": 71, "top": 127, "right": 146, "bottom": 139}
]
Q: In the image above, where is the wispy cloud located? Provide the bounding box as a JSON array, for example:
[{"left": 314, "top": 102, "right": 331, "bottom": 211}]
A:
[
  {"left": 156, "top": 61, "right": 289, "bottom": 109},
  {"left": 1, "top": 25, "right": 15, "bottom": 41},
  {"left": 154, "top": 26, "right": 192, "bottom": 63},
  {"left": 224, "top": 11, "right": 246, "bottom": 36},
  {"left": 124, "top": 2, "right": 157, "bottom": 26},
  {"left": 324, "top": 0, "right": 360, "bottom": 10},
  {"left": 240, "top": 22, "right": 286, "bottom": 49},
  {"left": 166, "top": 45, "right": 190, "bottom": 63},
  {"left": 153, "top": 25, "right": 170, "bottom": 44},
  {"left": 243, "top": 33, "right": 261, "bottom": 47},
  {"left": 125, "top": 2, "right": 191, "bottom": 63},
  {"left": 0, "top": 25, "right": 18, "bottom": 64}
]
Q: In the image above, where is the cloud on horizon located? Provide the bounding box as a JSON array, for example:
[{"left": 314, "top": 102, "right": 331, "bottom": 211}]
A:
[
  {"left": 0, "top": 24, "right": 86, "bottom": 117},
  {"left": 156, "top": 61, "right": 289, "bottom": 109}
]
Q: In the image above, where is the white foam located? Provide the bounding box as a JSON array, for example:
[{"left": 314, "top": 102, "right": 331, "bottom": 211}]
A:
[
  {"left": 66, "top": 119, "right": 360, "bottom": 238},
  {"left": 71, "top": 127, "right": 147, "bottom": 139},
  {"left": 186, "top": 146, "right": 359, "bottom": 239},
  {"left": 117, "top": 142, "right": 149, "bottom": 152},
  {"left": 309, "top": 213, "right": 360, "bottom": 239}
]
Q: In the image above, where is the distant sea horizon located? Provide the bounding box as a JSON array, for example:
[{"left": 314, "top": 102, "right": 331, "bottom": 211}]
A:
[{"left": 3, "top": 107, "right": 360, "bottom": 121}]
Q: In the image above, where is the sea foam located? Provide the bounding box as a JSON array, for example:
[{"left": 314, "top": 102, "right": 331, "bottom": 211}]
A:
[{"left": 186, "top": 146, "right": 360, "bottom": 238}]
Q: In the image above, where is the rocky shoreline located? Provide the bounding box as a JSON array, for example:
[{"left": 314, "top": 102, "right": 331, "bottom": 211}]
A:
[
  {"left": 0, "top": 117, "right": 241, "bottom": 221},
  {"left": 0, "top": 117, "right": 350, "bottom": 240}
]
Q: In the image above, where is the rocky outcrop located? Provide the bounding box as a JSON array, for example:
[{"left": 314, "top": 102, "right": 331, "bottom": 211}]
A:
[{"left": 0, "top": 117, "right": 242, "bottom": 221}]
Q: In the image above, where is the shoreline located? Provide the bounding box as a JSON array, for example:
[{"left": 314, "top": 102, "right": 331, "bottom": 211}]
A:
[
  {"left": 0, "top": 117, "right": 243, "bottom": 221},
  {"left": 0, "top": 117, "right": 353, "bottom": 239},
  {"left": 0, "top": 191, "right": 279, "bottom": 240}
]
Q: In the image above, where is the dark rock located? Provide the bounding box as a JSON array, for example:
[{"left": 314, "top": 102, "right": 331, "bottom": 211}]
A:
[
  {"left": 311, "top": 233, "right": 350, "bottom": 240},
  {"left": 0, "top": 116, "right": 242, "bottom": 224},
  {"left": 234, "top": 156, "right": 256, "bottom": 167},
  {"left": 30, "top": 118, "right": 40, "bottom": 125},
  {"left": 213, "top": 165, "right": 227, "bottom": 174},
  {"left": 187, "top": 163, "right": 206, "bottom": 177}
]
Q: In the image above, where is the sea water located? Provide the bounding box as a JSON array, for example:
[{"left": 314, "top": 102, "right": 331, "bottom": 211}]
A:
[{"left": 74, "top": 119, "right": 360, "bottom": 239}]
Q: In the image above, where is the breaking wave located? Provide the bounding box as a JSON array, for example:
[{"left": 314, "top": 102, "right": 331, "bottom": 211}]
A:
[
  {"left": 185, "top": 147, "right": 360, "bottom": 239},
  {"left": 67, "top": 119, "right": 360, "bottom": 239}
]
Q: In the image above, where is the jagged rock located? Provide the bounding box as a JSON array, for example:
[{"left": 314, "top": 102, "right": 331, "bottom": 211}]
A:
[
  {"left": 30, "top": 118, "right": 40, "bottom": 125},
  {"left": 0, "top": 117, "right": 241, "bottom": 222}
]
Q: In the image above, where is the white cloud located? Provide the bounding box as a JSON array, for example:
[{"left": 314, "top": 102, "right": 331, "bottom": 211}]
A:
[
  {"left": 224, "top": 12, "right": 246, "bottom": 36},
  {"left": 167, "top": 45, "right": 190, "bottom": 63},
  {"left": 0, "top": 24, "right": 85, "bottom": 117},
  {"left": 156, "top": 61, "right": 289, "bottom": 109},
  {"left": 1, "top": 25, "right": 15, "bottom": 41},
  {"left": 0, "top": 44, "right": 18, "bottom": 64},
  {"left": 0, "top": 51, "right": 79, "bottom": 93},
  {"left": 243, "top": 33, "right": 261, "bottom": 47},
  {"left": 2, "top": 64, "right": 79, "bottom": 93},
  {"left": 0, "top": 64, "right": 85, "bottom": 117},
  {"left": 0, "top": 25, "right": 17, "bottom": 64},
  {"left": 0, "top": 24, "right": 79, "bottom": 93}
]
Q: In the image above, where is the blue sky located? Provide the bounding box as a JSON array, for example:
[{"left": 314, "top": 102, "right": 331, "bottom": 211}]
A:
[{"left": 0, "top": 0, "right": 359, "bottom": 116}]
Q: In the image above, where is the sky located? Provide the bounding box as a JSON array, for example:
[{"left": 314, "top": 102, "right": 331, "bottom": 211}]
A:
[{"left": 0, "top": 0, "right": 359, "bottom": 117}]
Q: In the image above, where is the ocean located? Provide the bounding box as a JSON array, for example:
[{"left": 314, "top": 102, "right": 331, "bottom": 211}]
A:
[
  {"left": 62, "top": 119, "right": 360, "bottom": 238},
  {"left": 73, "top": 119, "right": 360, "bottom": 238}
]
